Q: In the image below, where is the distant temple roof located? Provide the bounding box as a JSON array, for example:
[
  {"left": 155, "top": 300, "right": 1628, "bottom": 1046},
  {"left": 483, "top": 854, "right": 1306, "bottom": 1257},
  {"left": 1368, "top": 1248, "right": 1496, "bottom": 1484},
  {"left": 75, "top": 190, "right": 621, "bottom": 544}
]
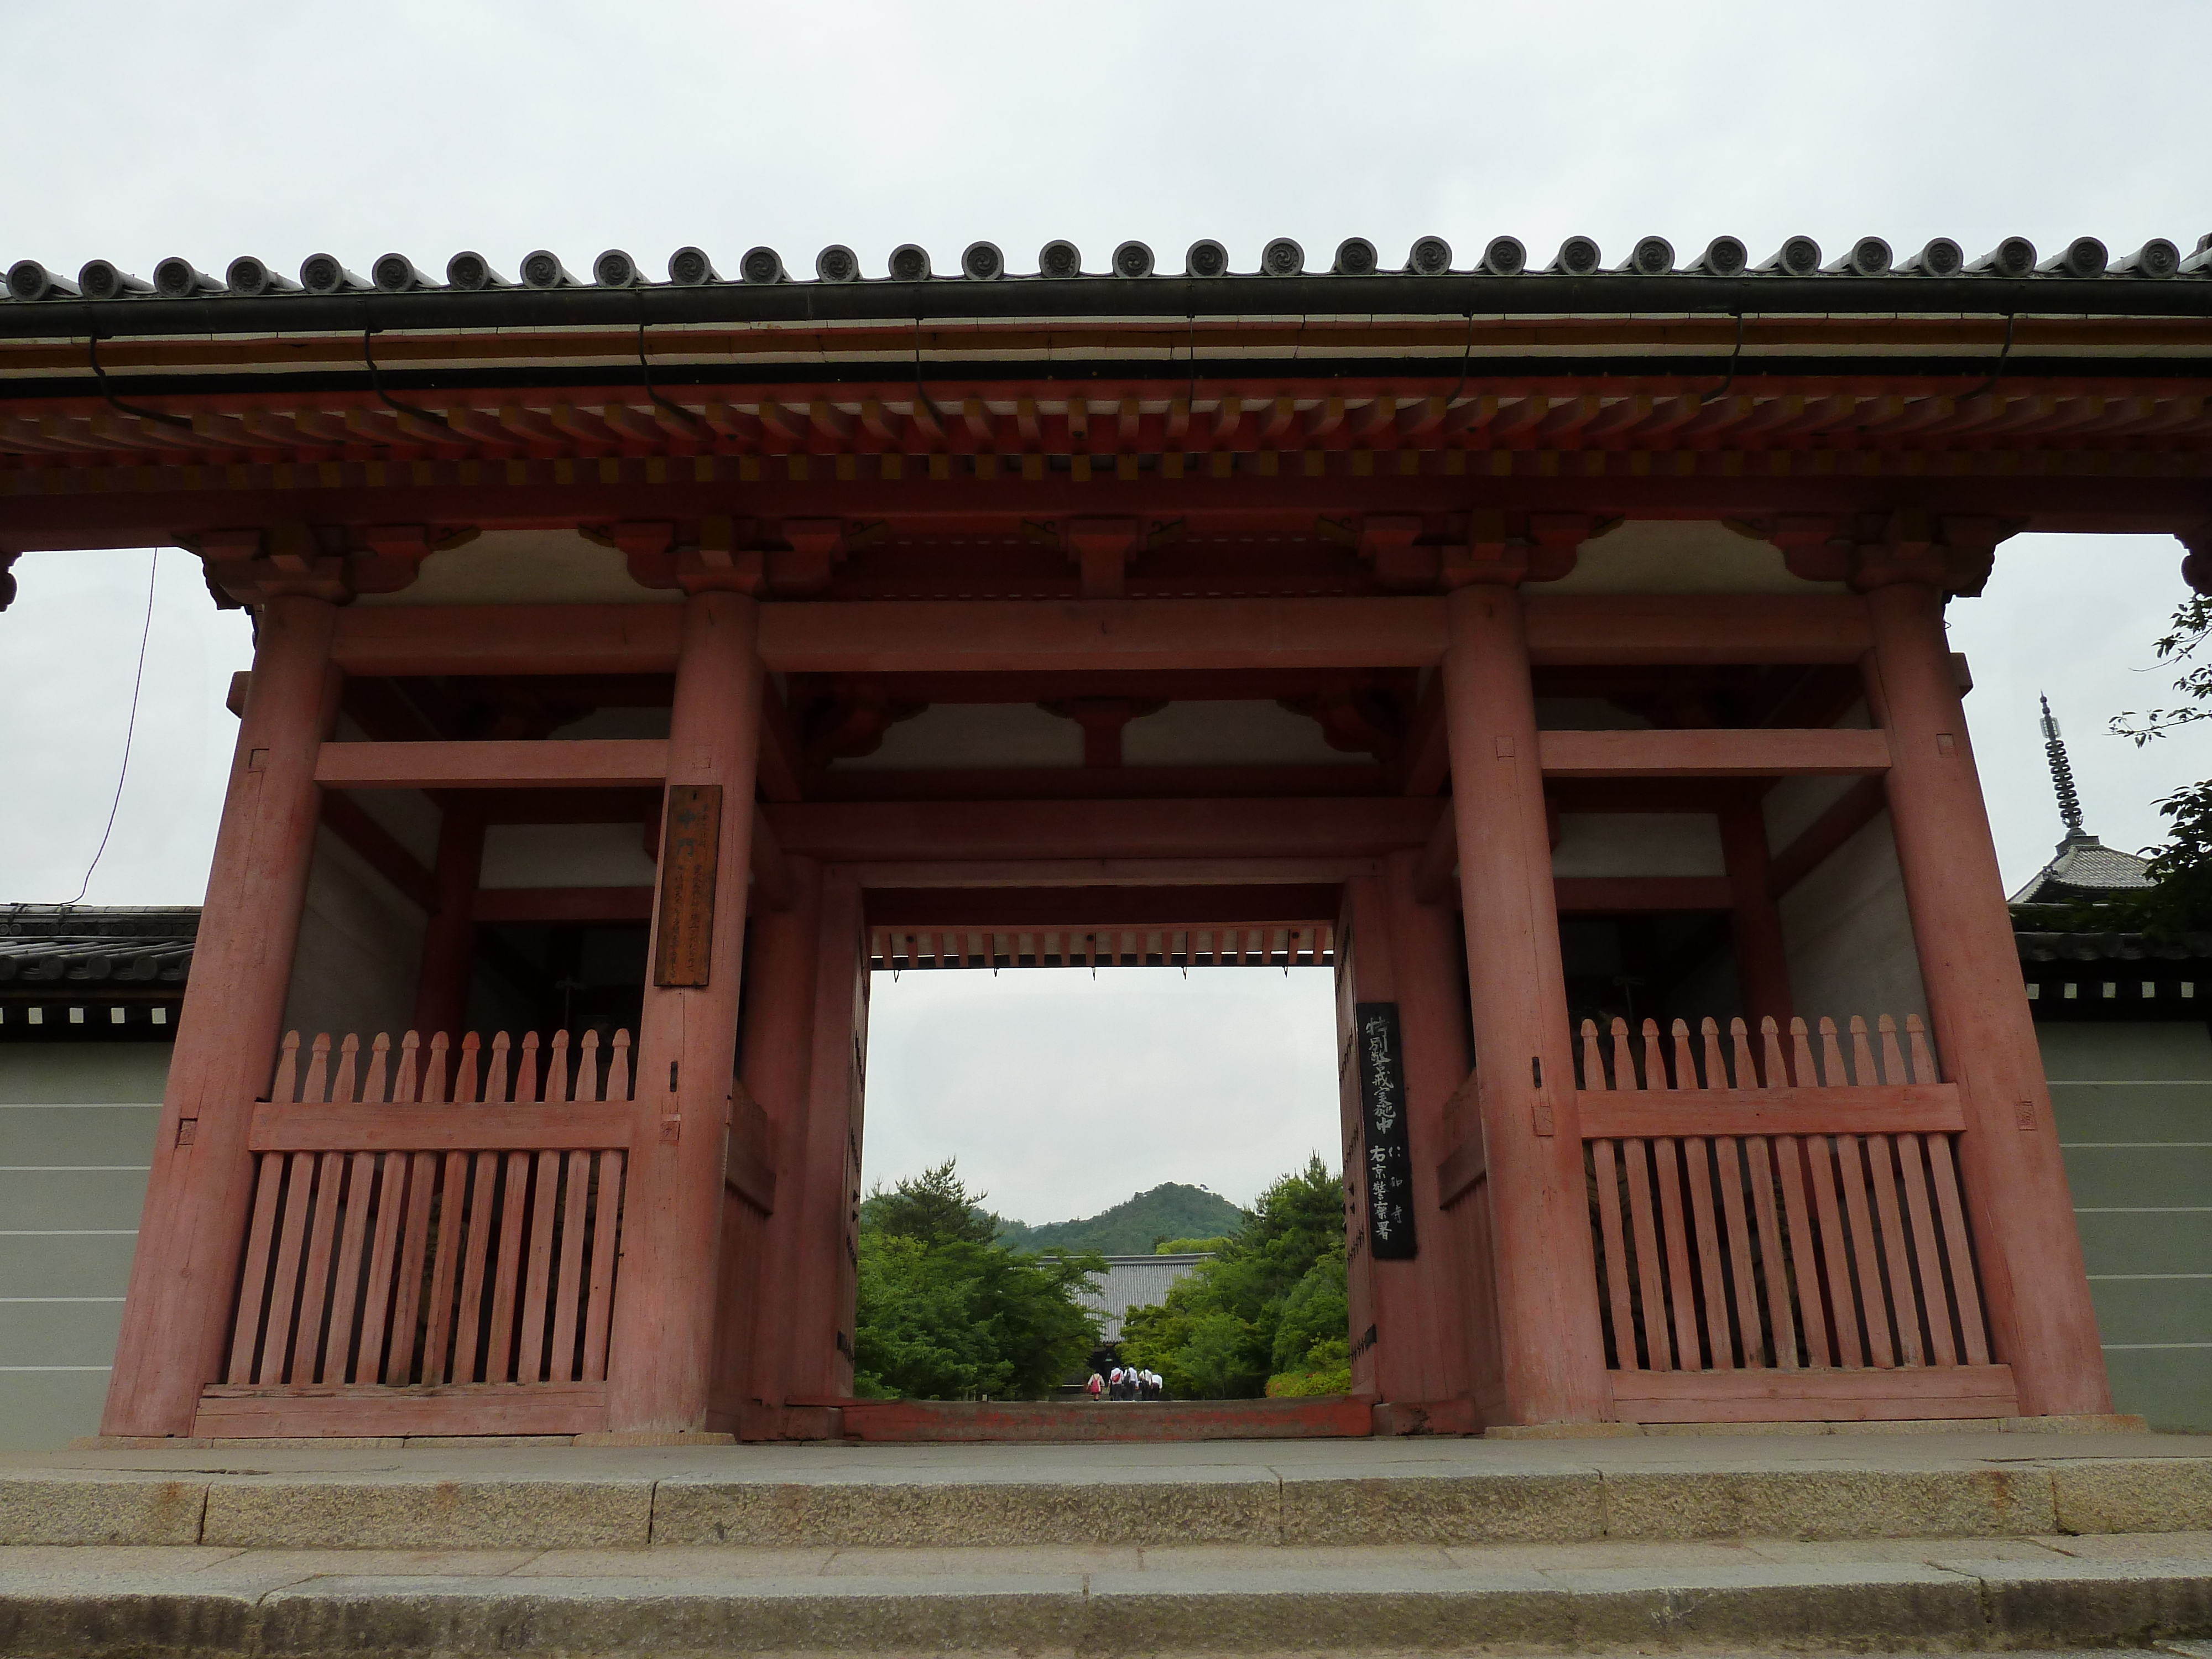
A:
[
  {"left": 1074, "top": 1252, "right": 1213, "bottom": 1344},
  {"left": 2008, "top": 697, "right": 2156, "bottom": 905}
]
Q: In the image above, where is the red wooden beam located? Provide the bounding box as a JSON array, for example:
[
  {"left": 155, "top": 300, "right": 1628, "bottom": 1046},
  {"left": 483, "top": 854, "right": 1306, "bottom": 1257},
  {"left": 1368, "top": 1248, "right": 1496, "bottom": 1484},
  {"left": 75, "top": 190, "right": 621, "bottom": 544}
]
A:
[
  {"left": 764, "top": 797, "right": 1441, "bottom": 862},
  {"left": 844, "top": 856, "right": 1380, "bottom": 889},
  {"left": 1538, "top": 728, "right": 1890, "bottom": 778},
  {"left": 332, "top": 605, "right": 683, "bottom": 677},
  {"left": 865, "top": 883, "right": 1342, "bottom": 929},
  {"left": 314, "top": 738, "right": 669, "bottom": 790},
  {"left": 1552, "top": 876, "right": 1735, "bottom": 912},
  {"left": 472, "top": 886, "right": 654, "bottom": 923},
  {"left": 811, "top": 764, "right": 1390, "bottom": 803},
  {"left": 1523, "top": 595, "right": 1874, "bottom": 665},
  {"left": 317, "top": 792, "right": 436, "bottom": 910},
  {"left": 1767, "top": 774, "right": 1891, "bottom": 896}
]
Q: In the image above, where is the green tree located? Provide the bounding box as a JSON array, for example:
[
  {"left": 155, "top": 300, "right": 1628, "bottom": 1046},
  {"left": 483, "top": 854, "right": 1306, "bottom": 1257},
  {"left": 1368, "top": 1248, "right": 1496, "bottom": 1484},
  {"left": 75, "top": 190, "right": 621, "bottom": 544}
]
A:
[
  {"left": 851, "top": 1160, "right": 1104, "bottom": 1401},
  {"left": 2109, "top": 593, "right": 2212, "bottom": 936}
]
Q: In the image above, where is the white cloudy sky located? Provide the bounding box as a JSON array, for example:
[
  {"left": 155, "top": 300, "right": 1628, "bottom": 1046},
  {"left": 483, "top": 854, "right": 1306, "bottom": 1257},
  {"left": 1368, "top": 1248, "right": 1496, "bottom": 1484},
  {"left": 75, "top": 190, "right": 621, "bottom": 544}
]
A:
[{"left": 4, "top": 2, "right": 2209, "bottom": 1220}]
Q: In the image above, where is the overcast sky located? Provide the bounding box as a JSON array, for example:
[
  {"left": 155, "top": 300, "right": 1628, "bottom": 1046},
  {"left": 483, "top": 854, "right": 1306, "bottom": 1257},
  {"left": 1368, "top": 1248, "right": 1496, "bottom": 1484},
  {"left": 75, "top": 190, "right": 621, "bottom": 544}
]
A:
[{"left": 4, "top": 2, "right": 2210, "bottom": 1220}]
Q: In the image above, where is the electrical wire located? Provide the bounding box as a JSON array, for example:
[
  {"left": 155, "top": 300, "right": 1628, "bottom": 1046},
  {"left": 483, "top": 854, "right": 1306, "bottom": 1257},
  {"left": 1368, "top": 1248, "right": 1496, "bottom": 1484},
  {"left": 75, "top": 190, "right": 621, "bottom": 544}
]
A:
[
  {"left": 362, "top": 323, "right": 450, "bottom": 430},
  {"left": 87, "top": 335, "right": 193, "bottom": 430},
  {"left": 635, "top": 295, "right": 710, "bottom": 436},
  {"left": 1699, "top": 313, "right": 1746, "bottom": 405},
  {"left": 62, "top": 549, "right": 158, "bottom": 907}
]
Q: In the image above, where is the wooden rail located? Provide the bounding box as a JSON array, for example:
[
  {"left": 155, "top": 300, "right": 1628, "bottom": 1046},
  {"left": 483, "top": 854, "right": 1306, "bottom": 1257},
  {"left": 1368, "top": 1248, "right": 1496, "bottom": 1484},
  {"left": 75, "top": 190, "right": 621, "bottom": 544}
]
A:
[
  {"left": 219, "top": 1027, "right": 634, "bottom": 1430},
  {"left": 1575, "top": 1013, "right": 1994, "bottom": 1407}
]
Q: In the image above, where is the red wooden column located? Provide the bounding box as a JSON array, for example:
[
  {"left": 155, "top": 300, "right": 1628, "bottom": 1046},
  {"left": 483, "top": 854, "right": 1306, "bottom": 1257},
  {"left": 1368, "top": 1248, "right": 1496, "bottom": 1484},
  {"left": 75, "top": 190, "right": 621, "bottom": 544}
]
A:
[
  {"left": 605, "top": 592, "right": 763, "bottom": 1433},
  {"left": 732, "top": 854, "right": 831, "bottom": 1437},
  {"left": 1718, "top": 792, "right": 1793, "bottom": 1030},
  {"left": 1441, "top": 583, "right": 1612, "bottom": 1425},
  {"left": 409, "top": 799, "right": 484, "bottom": 1041},
  {"left": 103, "top": 595, "right": 342, "bottom": 1437},
  {"left": 1860, "top": 574, "right": 2111, "bottom": 1415}
]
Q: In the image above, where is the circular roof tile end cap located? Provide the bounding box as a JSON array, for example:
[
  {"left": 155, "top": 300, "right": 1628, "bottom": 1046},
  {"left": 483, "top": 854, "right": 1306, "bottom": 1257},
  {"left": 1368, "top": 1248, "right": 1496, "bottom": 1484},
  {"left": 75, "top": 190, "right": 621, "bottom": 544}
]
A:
[
  {"left": 961, "top": 241, "right": 1005, "bottom": 281},
  {"left": 815, "top": 245, "right": 860, "bottom": 283},
  {"left": 1185, "top": 238, "right": 1229, "bottom": 278},
  {"left": 1623, "top": 235, "right": 1674, "bottom": 276},
  {"left": 1759, "top": 236, "right": 1822, "bottom": 277},
  {"left": 6, "top": 259, "right": 76, "bottom": 300},
  {"left": 1549, "top": 236, "right": 1601, "bottom": 276},
  {"left": 447, "top": 251, "right": 510, "bottom": 291},
  {"left": 226, "top": 255, "right": 299, "bottom": 296},
  {"left": 1689, "top": 236, "right": 1747, "bottom": 276},
  {"left": 1971, "top": 237, "right": 2037, "bottom": 279},
  {"left": 739, "top": 247, "right": 787, "bottom": 285},
  {"left": 155, "top": 257, "right": 225, "bottom": 298},
  {"left": 1112, "top": 240, "right": 1155, "bottom": 279},
  {"left": 1406, "top": 235, "right": 1452, "bottom": 275},
  {"left": 371, "top": 253, "right": 431, "bottom": 293},
  {"left": 519, "top": 250, "right": 580, "bottom": 290},
  {"left": 1261, "top": 237, "right": 1305, "bottom": 277},
  {"left": 1826, "top": 236, "right": 1892, "bottom": 278},
  {"left": 79, "top": 260, "right": 152, "bottom": 300},
  {"left": 1481, "top": 235, "right": 1527, "bottom": 276},
  {"left": 2040, "top": 236, "right": 2109, "bottom": 279},
  {"left": 1332, "top": 237, "right": 1378, "bottom": 276},
  {"left": 2118, "top": 238, "right": 2181, "bottom": 279},
  {"left": 1903, "top": 237, "right": 1964, "bottom": 277},
  {"left": 1039, "top": 240, "right": 1082, "bottom": 279},
  {"left": 593, "top": 249, "right": 643, "bottom": 288},
  {"left": 889, "top": 243, "right": 932, "bottom": 282},
  {"left": 667, "top": 246, "right": 719, "bottom": 286},
  {"left": 300, "top": 253, "right": 369, "bottom": 295}
]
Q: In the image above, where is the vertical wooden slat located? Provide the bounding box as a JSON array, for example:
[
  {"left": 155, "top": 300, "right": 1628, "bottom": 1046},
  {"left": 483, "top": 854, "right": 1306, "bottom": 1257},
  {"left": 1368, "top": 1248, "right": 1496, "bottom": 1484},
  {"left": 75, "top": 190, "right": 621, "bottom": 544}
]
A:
[
  {"left": 451, "top": 1152, "right": 498, "bottom": 1384},
  {"left": 581, "top": 1150, "right": 624, "bottom": 1381},
  {"left": 227, "top": 1153, "right": 286, "bottom": 1383},
  {"left": 1789, "top": 1018, "right": 1819, "bottom": 1090},
  {"left": 256, "top": 1153, "right": 316, "bottom": 1384},
  {"left": 320, "top": 1150, "right": 377, "bottom": 1382},
  {"left": 1682, "top": 1134, "right": 1733, "bottom": 1370},
  {"left": 455, "top": 1032, "right": 482, "bottom": 1105},
  {"left": 424, "top": 1032, "right": 451, "bottom": 1105},
  {"left": 420, "top": 1150, "right": 471, "bottom": 1382},
  {"left": 1708, "top": 1020, "right": 1765, "bottom": 1368},
  {"left": 517, "top": 1149, "right": 562, "bottom": 1381},
  {"left": 1621, "top": 1135, "right": 1671, "bottom": 1369},
  {"left": 1865, "top": 1133, "right": 1924, "bottom": 1365},
  {"left": 1730, "top": 1018, "right": 1757, "bottom": 1092},
  {"left": 1898, "top": 1131, "right": 1959, "bottom": 1365},
  {"left": 549, "top": 1151, "right": 592, "bottom": 1382},
  {"left": 393, "top": 1031, "right": 421, "bottom": 1105},
  {"left": 1761, "top": 1018, "right": 1790, "bottom": 1093},
  {"left": 289, "top": 1150, "right": 346, "bottom": 1381},
  {"left": 361, "top": 1033, "right": 390, "bottom": 1105},
  {"left": 578, "top": 1030, "right": 601, "bottom": 1102},
  {"left": 1849, "top": 1016, "right": 1879, "bottom": 1088},
  {"left": 486, "top": 1032, "right": 513, "bottom": 1106},
  {"left": 1610, "top": 1018, "right": 1635, "bottom": 1093},
  {"left": 1906, "top": 1015, "right": 1939, "bottom": 1085},
  {"left": 1803, "top": 1134, "right": 1866, "bottom": 1367},
  {"left": 485, "top": 1151, "right": 533, "bottom": 1381},
  {"left": 1834, "top": 1134, "right": 1897, "bottom": 1366},
  {"left": 384, "top": 1152, "right": 440, "bottom": 1384},
  {"left": 608, "top": 1030, "right": 632, "bottom": 1103},
  {"left": 1772, "top": 1135, "right": 1830, "bottom": 1367},
  {"left": 1878, "top": 1015, "right": 1910, "bottom": 1089},
  {"left": 546, "top": 1030, "right": 571, "bottom": 1105},
  {"left": 1818, "top": 1018, "right": 1849, "bottom": 1089},
  {"left": 270, "top": 1032, "right": 302, "bottom": 1105},
  {"left": 353, "top": 1153, "right": 408, "bottom": 1384},
  {"left": 1592, "top": 1139, "right": 1639, "bottom": 1368},
  {"left": 1581, "top": 1019, "right": 1605, "bottom": 1090},
  {"left": 302, "top": 1034, "right": 332, "bottom": 1105},
  {"left": 1646, "top": 1021, "right": 1702, "bottom": 1370},
  {"left": 1743, "top": 1145, "right": 1796, "bottom": 1369},
  {"left": 515, "top": 1031, "right": 541, "bottom": 1105},
  {"left": 1928, "top": 1133, "right": 1991, "bottom": 1365}
]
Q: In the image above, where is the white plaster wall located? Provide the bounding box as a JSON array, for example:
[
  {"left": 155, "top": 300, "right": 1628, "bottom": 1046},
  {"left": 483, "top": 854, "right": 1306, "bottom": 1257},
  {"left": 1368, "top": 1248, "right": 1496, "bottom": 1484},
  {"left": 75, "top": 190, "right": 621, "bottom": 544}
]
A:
[
  {"left": 282, "top": 828, "right": 427, "bottom": 1044},
  {"left": 479, "top": 823, "right": 657, "bottom": 889},
  {"left": 1551, "top": 814, "right": 1725, "bottom": 877},
  {"left": 348, "top": 788, "right": 441, "bottom": 866},
  {"left": 1777, "top": 811, "right": 1928, "bottom": 1033},
  {"left": 354, "top": 530, "right": 681, "bottom": 608},
  {"left": 1529, "top": 519, "right": 1851, "bottom": 596}
]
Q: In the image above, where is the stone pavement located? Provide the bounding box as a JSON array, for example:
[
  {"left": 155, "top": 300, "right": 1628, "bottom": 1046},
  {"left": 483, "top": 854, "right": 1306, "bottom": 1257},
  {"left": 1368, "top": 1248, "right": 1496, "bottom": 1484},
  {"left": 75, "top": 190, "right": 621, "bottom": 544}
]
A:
[{"left": 3, "top": 1432, "right": 2211, "bottom": 1652}]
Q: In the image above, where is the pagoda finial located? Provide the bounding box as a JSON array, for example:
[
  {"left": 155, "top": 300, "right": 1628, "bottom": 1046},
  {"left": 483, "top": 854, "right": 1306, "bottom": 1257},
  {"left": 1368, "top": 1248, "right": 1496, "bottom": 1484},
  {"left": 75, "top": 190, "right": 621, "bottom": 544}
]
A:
[{"left": 2040, "top": 693, "right": 2088, "bottom": 839}]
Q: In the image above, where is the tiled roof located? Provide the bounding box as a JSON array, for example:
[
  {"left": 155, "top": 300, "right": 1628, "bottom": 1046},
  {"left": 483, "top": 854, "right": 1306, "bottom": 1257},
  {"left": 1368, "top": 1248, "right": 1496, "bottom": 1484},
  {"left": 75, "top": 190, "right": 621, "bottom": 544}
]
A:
[
  {"left": 1073, "top": 1253, "right": 1213, "bottom": 1343},
  {"left": 2016, "top": 930, "right": 2212, "bottom": 963},
  {"left": 2008, "top": 835, "right": 2156, "bottom": 905},
  {"left": 0, "top": 906, "right": 197, "bottom": 988},
  {"left": 4, "top": 231, "right": 2207, "bottom": 324}
]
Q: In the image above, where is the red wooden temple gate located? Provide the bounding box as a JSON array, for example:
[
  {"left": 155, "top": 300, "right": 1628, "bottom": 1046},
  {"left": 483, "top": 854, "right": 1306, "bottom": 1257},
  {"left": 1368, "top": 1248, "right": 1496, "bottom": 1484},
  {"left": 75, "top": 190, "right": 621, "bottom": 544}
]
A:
[{"left": 2, "top": 229, "right": 2205, "bottom": 1438}]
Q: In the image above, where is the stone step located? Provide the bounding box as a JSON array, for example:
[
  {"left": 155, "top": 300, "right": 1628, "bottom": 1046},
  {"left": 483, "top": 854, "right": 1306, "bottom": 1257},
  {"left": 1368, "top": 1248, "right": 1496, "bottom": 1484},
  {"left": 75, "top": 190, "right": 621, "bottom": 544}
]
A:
[
  {"left": 831, "top": 1394, "right": 1376, "bottom": 1441},
  {"left": 5, "top": 1434, "right": 2210, "bottom": 1552},
  {"left": 3, "top": 1535, "right": 2211, "bottom": 1655}
]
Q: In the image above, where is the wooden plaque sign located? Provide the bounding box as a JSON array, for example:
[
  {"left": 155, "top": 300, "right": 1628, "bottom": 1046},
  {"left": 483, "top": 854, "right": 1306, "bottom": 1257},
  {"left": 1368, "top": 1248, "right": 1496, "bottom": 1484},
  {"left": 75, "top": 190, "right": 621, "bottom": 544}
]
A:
[
  {"left": 653, "top": 784, "right": 722, "bottom": 988},
  {"left": 1355, "top": 1001, "right": 1418, "bottom": 1260}
]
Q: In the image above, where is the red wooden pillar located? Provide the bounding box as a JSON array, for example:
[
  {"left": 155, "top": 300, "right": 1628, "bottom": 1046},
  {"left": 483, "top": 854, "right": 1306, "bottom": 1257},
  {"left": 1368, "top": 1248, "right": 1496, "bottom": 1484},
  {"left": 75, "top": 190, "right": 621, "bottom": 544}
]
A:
[
  {"left": 605, "top": 592, "right": 763, "bottom": 1432},
  {"left": 1441, "top": 583, "right": 1612, "bottom": 1425},
  {"left": 788, "top": 869, "right": 870, "bottom": 1403},
  {"left": 1718, "top": 792, "right": 1793, "bottom": 1030},
  {"left": 733, "top": 854, "right": 830, "bottom": 1435},
  {"left": 103, "top": 596, "right": 342, "bottom": 1437},
  {"left": 409, "top": 799, "right": 484, "bottom": 1041},
  {"left": 1861, "top": 577, "right": 2111, "bottom": 1414}
]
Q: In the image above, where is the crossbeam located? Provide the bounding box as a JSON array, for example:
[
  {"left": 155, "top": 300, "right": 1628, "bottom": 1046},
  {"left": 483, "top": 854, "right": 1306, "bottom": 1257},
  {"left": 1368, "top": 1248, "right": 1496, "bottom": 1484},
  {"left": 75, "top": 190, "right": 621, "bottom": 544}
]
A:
[
  {"left": 314, "top": 739, "right": 669, "bottom": 791},
  {"left": 1522, "top": 595, "right": 1871, "bottom": 664},
  {"left": 1538, "top": 728, "right": 1891, "bottom": 778},
  {"left": 765, "top": 797, "right": 1440, "bottom": 863}
]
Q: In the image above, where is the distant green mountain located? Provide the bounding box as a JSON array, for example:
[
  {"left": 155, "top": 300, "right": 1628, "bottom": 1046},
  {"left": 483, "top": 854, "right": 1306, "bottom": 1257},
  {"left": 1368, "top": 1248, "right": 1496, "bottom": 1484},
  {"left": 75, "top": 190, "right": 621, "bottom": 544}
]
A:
[{"left": 997, "top": 1183, "right": 1249, "bottom": 1257}]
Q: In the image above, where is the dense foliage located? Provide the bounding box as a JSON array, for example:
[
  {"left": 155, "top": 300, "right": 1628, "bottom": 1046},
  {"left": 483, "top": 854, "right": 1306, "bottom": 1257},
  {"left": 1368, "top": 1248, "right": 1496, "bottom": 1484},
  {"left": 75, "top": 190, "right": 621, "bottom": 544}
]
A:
[
  {"left": 1116, "top": 1157, "right": 1352, "bottom": 1399},
  {"left": 852, "top": 1161, "right": 1104, "bottom": 1401},
  {"left": 2098, "top": 593, "right": 2212, "bottom": 937},
  {"left": 994, "top": 1182, "right": 1249, "bottom": 1256}
]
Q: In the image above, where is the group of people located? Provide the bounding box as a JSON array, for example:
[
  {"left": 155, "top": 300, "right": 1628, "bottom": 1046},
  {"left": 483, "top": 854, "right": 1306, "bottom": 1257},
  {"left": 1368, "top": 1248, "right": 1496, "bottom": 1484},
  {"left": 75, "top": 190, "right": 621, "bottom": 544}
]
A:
[{"left": 1088, "top": 1365, "right": 1165, "bottom": 1401}]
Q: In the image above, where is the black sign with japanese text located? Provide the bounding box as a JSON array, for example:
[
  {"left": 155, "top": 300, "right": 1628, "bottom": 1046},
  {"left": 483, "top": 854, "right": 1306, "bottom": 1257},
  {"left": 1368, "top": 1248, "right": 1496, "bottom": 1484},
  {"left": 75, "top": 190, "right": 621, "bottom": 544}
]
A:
[{"left": 1355, "top": 1001, "right": 1417, "bottom": 1260}]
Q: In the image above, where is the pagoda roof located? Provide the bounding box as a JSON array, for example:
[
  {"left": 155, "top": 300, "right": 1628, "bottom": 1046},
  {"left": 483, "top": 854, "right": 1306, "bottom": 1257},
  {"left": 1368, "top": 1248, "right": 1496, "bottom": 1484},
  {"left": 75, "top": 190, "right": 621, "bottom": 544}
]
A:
[{"left": 2008, "top": 834, "right": 2157, "bottom": 905}]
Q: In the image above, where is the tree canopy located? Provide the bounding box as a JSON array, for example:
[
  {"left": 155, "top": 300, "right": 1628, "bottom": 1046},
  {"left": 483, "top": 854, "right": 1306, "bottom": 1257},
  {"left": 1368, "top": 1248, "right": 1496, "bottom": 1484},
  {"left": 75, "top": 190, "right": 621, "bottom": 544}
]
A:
[
  {"left": 851, "top": 1160, "right": 1104, "bottom": 1401},
  {"left": 2101, "top": 594, "right": 2212, "bottom": 936}
]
